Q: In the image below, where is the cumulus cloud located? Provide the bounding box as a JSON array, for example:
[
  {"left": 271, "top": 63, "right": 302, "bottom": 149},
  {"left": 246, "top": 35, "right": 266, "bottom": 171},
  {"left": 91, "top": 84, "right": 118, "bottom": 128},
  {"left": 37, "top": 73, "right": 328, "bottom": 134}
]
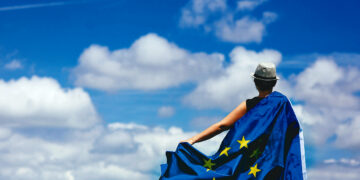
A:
[
  {"left": 291, "top": 59, "right": 360, "bottom": 146},
  {"left": 157, "top": 106, "right": 175, "bottom": 118},
  {"left": 294, "top": 59, "right": 360, "bottom": 109},
  {"left": 0, "top": 75, "right": 225, "bottom": 179},
  {"left": 183, "top": 46, "right": 284, "bottom": 110},
  {"left": 0, "top": 121, "right": 224, "bottom": 179},
  {"left": 4, "top": 60, "right": 23, "bottom": 70},
  {"left": 336, "top": 115, "right": 360, "bottom": 150},
  {"left": 279, "top": 53, "right": 360, "bottom": 149},
  {"left": 72, "top": 33, "right": 224, "bottom": 91},
  {"left": 179, "top": 0, "right": 276, "bottom": 43},
  {"left": 0, "top": 75, "right": 224, "bottom": 179},
  {"left": 0, "top": 76, "right": 100, "bottom": 129}
]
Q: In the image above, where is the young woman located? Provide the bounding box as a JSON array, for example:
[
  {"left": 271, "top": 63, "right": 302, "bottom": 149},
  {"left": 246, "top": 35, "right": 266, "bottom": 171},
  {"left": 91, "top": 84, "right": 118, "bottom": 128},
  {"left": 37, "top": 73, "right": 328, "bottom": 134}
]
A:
[
  {"left": 180, "top": 62, "right": 279, "bottom": 145},
  {"left": 161, "top": 62, "right": 307, "bottom": 179}
]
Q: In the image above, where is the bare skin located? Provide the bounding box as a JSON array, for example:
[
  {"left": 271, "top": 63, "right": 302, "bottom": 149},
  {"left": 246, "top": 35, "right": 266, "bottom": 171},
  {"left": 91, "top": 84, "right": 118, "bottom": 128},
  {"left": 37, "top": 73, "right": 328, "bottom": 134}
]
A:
[{"left": 180, "top": 89, "right": 272, "bottom": 145}]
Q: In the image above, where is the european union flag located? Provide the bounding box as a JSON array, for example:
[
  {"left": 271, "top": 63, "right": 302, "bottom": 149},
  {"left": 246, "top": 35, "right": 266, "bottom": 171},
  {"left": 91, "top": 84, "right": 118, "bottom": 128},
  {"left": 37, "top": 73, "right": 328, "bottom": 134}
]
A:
[{"left": 160, "top": 91, "right": 307, "bottom": 179}]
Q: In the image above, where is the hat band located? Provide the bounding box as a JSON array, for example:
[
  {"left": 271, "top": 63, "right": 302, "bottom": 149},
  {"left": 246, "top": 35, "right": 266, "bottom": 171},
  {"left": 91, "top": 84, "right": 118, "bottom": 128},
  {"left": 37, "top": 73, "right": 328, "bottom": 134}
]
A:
[{"left": 254, "top": 73, "right": 277, "bottom": 80}]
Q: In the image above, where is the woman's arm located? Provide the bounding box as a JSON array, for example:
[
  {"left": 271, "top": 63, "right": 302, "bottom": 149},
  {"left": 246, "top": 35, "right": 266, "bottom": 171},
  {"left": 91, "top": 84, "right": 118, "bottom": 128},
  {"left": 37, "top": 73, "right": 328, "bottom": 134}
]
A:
[{"left": 181, "top": 101, "right": 247, "bottom": 145}]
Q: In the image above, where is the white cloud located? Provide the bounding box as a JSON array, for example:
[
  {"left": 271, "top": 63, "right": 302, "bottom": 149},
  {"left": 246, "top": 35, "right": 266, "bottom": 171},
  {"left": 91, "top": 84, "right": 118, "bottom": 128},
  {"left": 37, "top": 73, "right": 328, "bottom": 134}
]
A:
[
  {"left": 323, "top": 158, "right": 360, "bottom": 166},
  {"left": 72, "top": 33, "right": 224, "bottom": 91},
  {"left": 183, "top": 46, "right": 283, "bottom": 110},
  {"left": 214, "top": 15, "right": 265, "bottom": 43},
  {"left": 4, "top": 60, "right": 23, "bottom": 70},
  {"left": 179, "top": 0, "right": 276, "bottom": 43},
  {"left": 308, "top": 163, "right": 360, "bottom": 180},
  {"left": 179, "top": 0, "right": 227, "bottom": 27},
  {"left": 0, "top": 127, "right": 99, "bottom": 180},
  {"left": 336, "top": 115, "right": 360, "bottom": 150},
  {"left": 0, "top": 74, "right": 225, "bottom": 178},
  {"left": 213, "top": 12, "right": 278, "bottom": 43},
  {"left": 237, "top": 0, "right": 267, "bottom": 11},
  {"left": 324, "top": 158, "right": 337, "bottom": 164},
  {"left": 74, "top": 163, "right": 151, "bottom": 180},
  {"left": 0, "top": 121, "right": 224, "bottom": 179},
  {"left": 338, "top": 158, "right": 360, "bottom": 166},
  {"left": 0, "top": 76, "right": 100, "bottom": 129},
  {"left": 1, "top": 53, "right": 359, "bottom": 179},
  {"left": 291, "top": 58, "right": 360, "bottom": 146},
  {"left": 294, "top": 59, "right": 359, "bottom": 108},
  {"left": 157, "top": 106, "right": 175, "bottom": 118},
  {"left": 0, "top": 127, "right": 11, "bottom": 139}
]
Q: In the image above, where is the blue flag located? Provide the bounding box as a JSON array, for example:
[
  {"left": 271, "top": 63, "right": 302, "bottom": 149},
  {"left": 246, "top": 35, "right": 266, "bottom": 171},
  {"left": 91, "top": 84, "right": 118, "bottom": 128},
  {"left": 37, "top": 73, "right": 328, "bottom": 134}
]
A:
[{"left": 160, "top": 91, "right": 307, "bottom": 179}]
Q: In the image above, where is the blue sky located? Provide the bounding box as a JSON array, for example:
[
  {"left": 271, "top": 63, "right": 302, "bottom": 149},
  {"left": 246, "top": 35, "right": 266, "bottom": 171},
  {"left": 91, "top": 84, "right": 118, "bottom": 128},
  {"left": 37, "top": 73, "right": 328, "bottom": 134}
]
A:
[{"left": 0, "top": 0, "right": 360, "bottom": 179}]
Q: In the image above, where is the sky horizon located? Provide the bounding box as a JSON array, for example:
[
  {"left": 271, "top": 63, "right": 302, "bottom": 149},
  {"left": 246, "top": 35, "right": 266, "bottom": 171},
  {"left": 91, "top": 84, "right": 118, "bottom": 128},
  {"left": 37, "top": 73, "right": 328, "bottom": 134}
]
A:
[{"left": 0, "top": 0, "right": 360, "bottom": 179}]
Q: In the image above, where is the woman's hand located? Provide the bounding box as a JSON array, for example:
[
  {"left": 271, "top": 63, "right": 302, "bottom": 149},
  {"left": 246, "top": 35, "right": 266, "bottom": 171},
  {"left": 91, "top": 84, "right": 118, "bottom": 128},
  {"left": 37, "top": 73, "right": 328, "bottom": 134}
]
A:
[{"left": 180, "top": 137, "right": 196, "bottom": 145}]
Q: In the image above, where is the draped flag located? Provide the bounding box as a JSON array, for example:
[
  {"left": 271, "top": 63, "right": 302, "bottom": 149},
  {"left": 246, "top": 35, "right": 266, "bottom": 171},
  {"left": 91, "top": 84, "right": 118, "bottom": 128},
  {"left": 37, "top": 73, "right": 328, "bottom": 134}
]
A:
[{"left": 160, "top": 91, "right": 307, "bottom": 180}]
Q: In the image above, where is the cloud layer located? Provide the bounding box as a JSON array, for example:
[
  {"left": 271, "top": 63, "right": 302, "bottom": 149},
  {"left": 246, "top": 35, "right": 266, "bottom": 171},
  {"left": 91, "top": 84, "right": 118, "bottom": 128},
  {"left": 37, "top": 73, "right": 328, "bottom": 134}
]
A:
[
  {"left": 3, "top": 55, "right": 360, "bottom": 179},
  {"left": 0, "top": 75, "right": 225, "bottom": 179},
  {"left": 0, "top": 120, "right": 223, "bottom": 179}
]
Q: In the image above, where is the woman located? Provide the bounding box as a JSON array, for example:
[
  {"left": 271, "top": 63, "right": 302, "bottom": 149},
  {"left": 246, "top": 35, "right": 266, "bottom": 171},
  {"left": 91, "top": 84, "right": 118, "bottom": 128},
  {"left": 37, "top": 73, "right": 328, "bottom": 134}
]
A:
[
  {"left": 160, "top": 62, "right": 306, "bottom": 180},
  {"left": 180, "top": 62, "right": 279, "bottom": 146}
]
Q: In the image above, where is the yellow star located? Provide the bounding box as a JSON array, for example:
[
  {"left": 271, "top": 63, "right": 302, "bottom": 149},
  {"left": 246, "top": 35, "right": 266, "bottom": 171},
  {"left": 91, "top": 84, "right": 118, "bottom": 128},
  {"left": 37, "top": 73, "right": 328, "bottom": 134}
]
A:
[
  {"left": 248, "top": 164, "right": 261, "bottom": 177},
  {"left": 219, "top": 146, "right": 231, "bottom": 157},
  {"left": 237, "top": 136, "right": 250, "bottom": 149},
  {"left": 203, "top": 158, "right": 216, "bottom": 170}
]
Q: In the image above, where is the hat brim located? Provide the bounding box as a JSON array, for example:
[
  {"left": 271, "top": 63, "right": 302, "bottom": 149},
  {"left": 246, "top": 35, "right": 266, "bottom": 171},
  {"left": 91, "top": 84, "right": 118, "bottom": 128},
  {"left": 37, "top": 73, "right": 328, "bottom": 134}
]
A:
[{"left": 251, "top": 73, "right": 279, "bottom": 81}]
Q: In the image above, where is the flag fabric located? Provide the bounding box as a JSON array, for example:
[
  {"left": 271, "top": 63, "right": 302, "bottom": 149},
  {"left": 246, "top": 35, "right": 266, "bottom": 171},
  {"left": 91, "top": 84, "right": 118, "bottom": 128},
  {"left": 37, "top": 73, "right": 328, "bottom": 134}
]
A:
[{"left": 160, "top": 91, "right": 307, "bottom": 180}]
